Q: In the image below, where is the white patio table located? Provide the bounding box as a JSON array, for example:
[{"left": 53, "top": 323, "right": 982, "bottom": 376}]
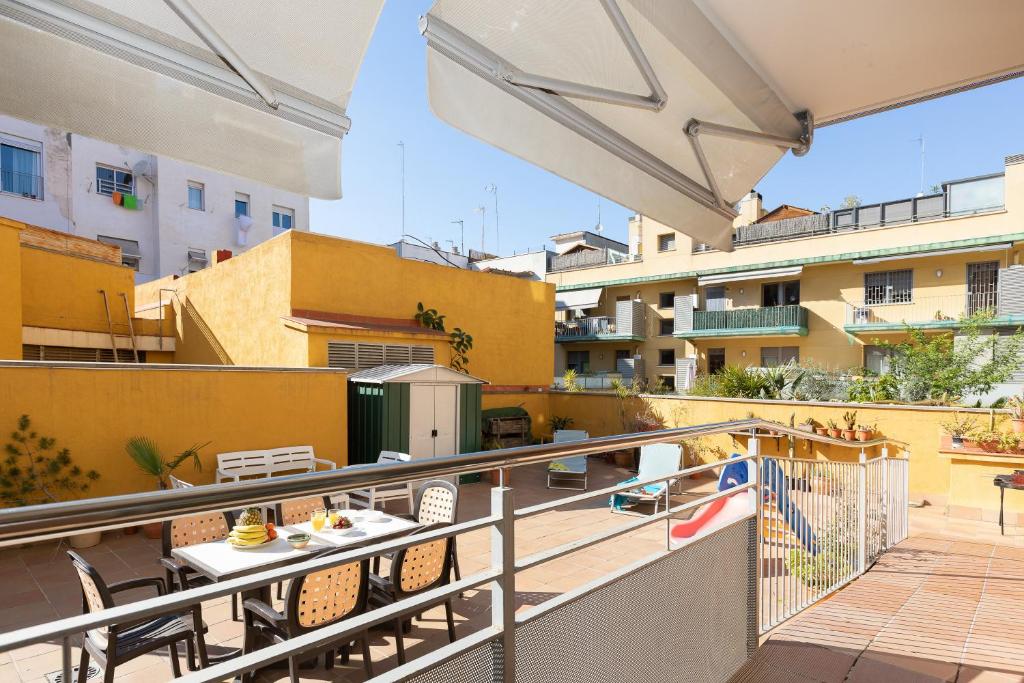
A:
[{"left": 171, "top": 511, "right": 420, "bottom": 670}]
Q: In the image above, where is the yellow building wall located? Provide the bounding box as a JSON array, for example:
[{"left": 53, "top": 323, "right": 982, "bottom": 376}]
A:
[
  {"left": 289, "top": 232, "right": 554, "bottom": 386},
  {"left": 0, "top": 221, "right": 22, "bottom": 359},
  {"left": 0, "top": 364, "right": 348, "bottom": 499},
  {"left": 548, "top": 392, "right": 1023, "bottom": 521},
  {"left": 19, "top": 242, "right": 136, "bottom": 336}
]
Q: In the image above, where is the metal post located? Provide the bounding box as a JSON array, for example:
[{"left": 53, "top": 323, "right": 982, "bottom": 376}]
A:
[
  {"left": 880, "top": 446, "right": 889, "bottom": 549},
  {"left": 491, "top": 486, "right": 515, "bottom": 682},
  {"left": 62, "top": 636, "right": 72, "bottom": 683},
  {"left": 857, "top": 452, "right": 866, "bottom": 574}
]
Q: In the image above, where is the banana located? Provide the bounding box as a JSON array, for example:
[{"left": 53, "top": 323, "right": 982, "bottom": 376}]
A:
[
  {"left": 227, "top": 535, "right": 268, "bottom": 546},
  {"left": 233, "top": 524, "right": 267, "bottom": 533}
]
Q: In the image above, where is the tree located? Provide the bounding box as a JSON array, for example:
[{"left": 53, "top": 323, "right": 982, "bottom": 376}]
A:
[
  {"left": 1, "top": 415, "right": 99, "bottom": 506},
  {"left": 840, "top": 195, "right": 862, "bottom": 209},
  {"left": 876, "top": 312, "right": 1024, "bottom": 403}
]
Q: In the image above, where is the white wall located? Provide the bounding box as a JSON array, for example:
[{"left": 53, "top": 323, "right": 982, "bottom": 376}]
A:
[
  {"left": 0, "top": 115, "right": 72, "bottom": 231},
  {"left": 0, "top": 114, "right": 309, "bottom": 283},
  {"left": 391, "top": 240, "right": 470, "bottom": 268}
]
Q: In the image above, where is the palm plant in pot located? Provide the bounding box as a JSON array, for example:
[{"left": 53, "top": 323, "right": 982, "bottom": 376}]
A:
[{"left": 126, "top": 436, "right": 207, "bottom": 538}]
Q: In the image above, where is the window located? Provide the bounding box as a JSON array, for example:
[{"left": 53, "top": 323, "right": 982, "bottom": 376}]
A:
[
  {"left": 272, "top": 206, "right": 295, "bottom": 234},
  {"left": 708, "top": 348, "right": 726, "bottom": 374},
  {"left": 658, "top": 348, "right": 675, "bottom": 366},
  {"left": 659, "top": 375, "right": 676, "bottom": 391},
  {"left": 95, "top": 164, "right": 133, "bottom": 196},
  {"left": 705, "top": 286, "right": 726, "bottom": 311},
  {"left": 234, "top": 192, "right": 250, "bottom": 217},
  {"left": 659, "top": 318, "right": 674, "bottom": 336},
  {"left": 864, "top": 345, "right": 894, "bottom": 375},
  {"left": 96, "top": 235, "right": 141, "bottom": 272},
  {"left": 187, "top": 181, "right": 204, "bottom": 211},
  {"left": 658, "top": 291, "right": 675, "bottom": 309},
  {"left": 762, "top": 281, "right": 800, "bottom": 307},
  {"left": 567, "top": 350, "right": 590, "bottom": 373},
  {"left": 657, "top": 233, "right": 676, "bottom": 252},
  {"left": 864, "top": 269, "right": 913, "bottom": 305},
  {"left": 616, "top": 294, "right": 631, "bottom": 302},
  {"left": 0, "top": 137, "right": 42, "bottom": 199},
  {"left": 615, "top": 349, "right": 631, "bottom": 362},
  {"left": 761, "top": 346, "right": 799, "bottom": 367}
]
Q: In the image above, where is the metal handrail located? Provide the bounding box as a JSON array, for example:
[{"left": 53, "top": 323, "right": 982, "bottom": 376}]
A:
[{"left": 0, "top": 419, "right": 773, "bottom": 544}]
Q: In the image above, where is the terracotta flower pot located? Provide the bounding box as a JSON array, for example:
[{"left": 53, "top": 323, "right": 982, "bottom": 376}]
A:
[
  {"left": 855, "top": 430, "right": 872, "bottom": 442},
  {"left": 613, "top": 451, "right": 634, "bottom": 468},
  {"left": 961, "top": 438, "right": 977, "bottom": 450},
  {"left": 142, "top": 522, "right": 163, "bottom": 540},
  {"left": 489, "top": 468, "right": 510, "bottom": 486},
  {"left": 814, "top": 427, "right": 828, "bottom": 436},
  {"left": 1013, "top": 419, "right": 1024, "bottom": 434},
  {"left": 828, "top": 428, "right": 842, "bottom": 439},
  {"left": 842, "top": 429, "right": 856, "bottom": 441}
]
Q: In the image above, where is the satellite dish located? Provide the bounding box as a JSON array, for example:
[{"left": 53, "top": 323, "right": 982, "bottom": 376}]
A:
[{"left": 131, "top": 159, "right": 154, "bottom": 180}]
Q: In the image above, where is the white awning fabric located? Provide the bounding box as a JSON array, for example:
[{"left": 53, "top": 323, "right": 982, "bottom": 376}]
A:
[
  {"left": 698, "top": 266, "right": 802, "bottom": 287},
  {"left": 422, "top": 0, "right": 1024, "bottom": 250},
  {"left": 555, "top": 288, "right": 604, "bottom": 311},
  {"left": 0, "top": 0, "right": 384, "bottom": 198}
]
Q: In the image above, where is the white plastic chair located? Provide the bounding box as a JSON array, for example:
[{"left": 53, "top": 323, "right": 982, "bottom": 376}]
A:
[
  {"left": 348, "top": 451, "right": 415, "bottom": 513},
  {"left": 547, "top": 430, "right": 590, "bottom": 490}
]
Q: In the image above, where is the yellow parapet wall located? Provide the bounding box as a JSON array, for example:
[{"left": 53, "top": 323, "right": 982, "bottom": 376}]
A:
[
  {"left": 548, "top": 392, "right": 1024, "bottom": 525},
  {"left": 0, "top": 221, "right": 23, "bottom": 359},
  {"left": 0, "top": 363, "right": 348, "bottom": 500}
]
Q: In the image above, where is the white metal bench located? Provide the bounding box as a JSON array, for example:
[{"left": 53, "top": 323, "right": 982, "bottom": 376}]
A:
[
  {"left": 347, "top": 451, "right": 415, "bottom": 512},
  {"left": 215, "top": 446, "right": 336, "bottom": 483}
]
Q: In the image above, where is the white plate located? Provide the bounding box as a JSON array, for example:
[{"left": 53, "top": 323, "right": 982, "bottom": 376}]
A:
[
  {"left": 227, "top": 537, "right": 279, "bottom": 551},
  {"left": 329, "top": 526, "right": 362, "bottom": 536}
]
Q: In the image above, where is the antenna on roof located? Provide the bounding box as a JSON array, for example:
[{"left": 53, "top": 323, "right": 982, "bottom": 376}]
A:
[
  {"left": 594, "top": 198, "right": 604, "bottom": 234},
  {"left": 913, "top": 134, "right": 925, "bottom": 197}
]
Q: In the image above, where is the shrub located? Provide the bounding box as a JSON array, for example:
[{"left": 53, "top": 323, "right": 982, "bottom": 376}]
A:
[{"left": 1, "top": 415, "right": 99, "bottom": 506}]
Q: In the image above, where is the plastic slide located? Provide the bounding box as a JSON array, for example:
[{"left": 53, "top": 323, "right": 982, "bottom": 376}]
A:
[
  {"left": 670, "top": 454, "right": 753, "bottom": 546},
  {"left": 761, "top": 458, "right": 818, "bottom": 554}
]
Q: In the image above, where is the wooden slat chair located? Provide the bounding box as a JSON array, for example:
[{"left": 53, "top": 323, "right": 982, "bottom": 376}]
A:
[
  {"left": 242, "top": 552, "right": 373, "bottom": 682},
  {"left": 69, "top": 550, "right": 209, "bottom": 683},
  {"left": 272, "top": 495, "right": 332, "bottom": 599},
  {"left": 369, "top": 522, "right": 457, "bottom": 665},
  {"left": 161, "top": 511, "right": 240, "bottom": 621},
  {"left": 375, "top": 480, "right": 462, "bottom": 588}
]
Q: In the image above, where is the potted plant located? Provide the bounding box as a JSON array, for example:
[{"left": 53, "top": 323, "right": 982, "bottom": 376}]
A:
[
  {"left": 797, "top": 417, "right": 817, "bottom": 434},
  {"left": 1, "top": 415, "right": 101, "bottom": 547},
  {"left": 126, "top": 436, "right": 207, "bottom": 538},
  {"left": 941, "top": 412, "right": 978, "bottom": 449},
  {"left": 1009, "top": 395, "right": 1024, "bottom": 434},
  {"left": 976, "top": 429, "right": 1001, "bottom": 452},
  {"left": 841, "top": 411, "right": 857, "bottom": 440},
  {"left": 998, "top": 431, "right": 1021, "bottom": 454},
  {"left": 826, "top": 419, "right": 841, "bottom": 439},
  {"left": 855, "top": 423, "right": 875, "bottom": 442}
]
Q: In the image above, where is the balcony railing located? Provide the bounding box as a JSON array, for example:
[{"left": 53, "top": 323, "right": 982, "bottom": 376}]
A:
[
  {"left": 556, "top": 315, "right": 612, "bottom": 338},
  {"left": 550, "top": 248, "right": 640, "bottom": 272},
  {"left": 0, "top": 169, "right": 43, "bottom": 199},
  {"left": 694, "top": 174, "right": 1005, "bottom": 252},
  {"left": 686, "top": 304, "right": 808, "bottom": 337},
  {"left": 844, "top": 293, "right": 1012, "bottom": 329}
]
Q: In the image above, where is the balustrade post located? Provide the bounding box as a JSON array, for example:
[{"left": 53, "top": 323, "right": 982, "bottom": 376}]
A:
[
  {"left": 491, "top": 486, "right": 516, "bottom": 681},
  {"left": 857, "top": 452, "right": 867, "bottom": 574}
]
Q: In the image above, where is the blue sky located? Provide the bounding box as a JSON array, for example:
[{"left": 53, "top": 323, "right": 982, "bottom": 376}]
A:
[{"left": 311, "top": 0, "right": 1024, "bottom": 254}]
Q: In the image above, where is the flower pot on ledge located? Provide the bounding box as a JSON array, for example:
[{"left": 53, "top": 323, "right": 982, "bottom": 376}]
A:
[
  {"left": 842, "top": 429, "right": 856, "bottom": 441},
  {"left": 814, "top": 427, "right": 828, "bottom": 437},
  {"left": 1013, "top": 419, "right": 1024, "bottom": 434},
  {"left": 855, "top": 429, "right": 872, "bottom": 442},
  {"left": 828, "top": 428, "right": 842, "bottom": 439}
]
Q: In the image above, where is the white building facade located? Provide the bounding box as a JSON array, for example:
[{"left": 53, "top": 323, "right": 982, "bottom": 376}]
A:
[{"left": 0, "top": 114, "right": 309, "bottom": 282}]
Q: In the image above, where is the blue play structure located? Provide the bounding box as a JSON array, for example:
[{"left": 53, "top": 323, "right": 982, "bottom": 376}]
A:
[{"left": 761, "top": 457, "right": 818, "bottom": 554}]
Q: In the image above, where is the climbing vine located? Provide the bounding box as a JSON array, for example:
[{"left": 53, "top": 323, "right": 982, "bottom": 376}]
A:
[{"left": 415, "top": 303, "right": 474, "bottom": 373}]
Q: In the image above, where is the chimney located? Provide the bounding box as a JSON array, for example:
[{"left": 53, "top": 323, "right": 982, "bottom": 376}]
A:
[{"left": 734, "top": 190, "right": 764, "bottom": 227}]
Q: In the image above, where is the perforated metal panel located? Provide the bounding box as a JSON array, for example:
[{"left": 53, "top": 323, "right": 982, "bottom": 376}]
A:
[
  {"left": 514, "top": 518, "right": 757, "bottom": 683},
  {"left": 404, "top": 639, "right": 497, "bottom": 683}
]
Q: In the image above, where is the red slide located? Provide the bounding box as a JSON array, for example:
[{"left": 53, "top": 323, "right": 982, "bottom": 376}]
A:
[{"left": 670, "top": 496, "right": 729, "bottom": 540}]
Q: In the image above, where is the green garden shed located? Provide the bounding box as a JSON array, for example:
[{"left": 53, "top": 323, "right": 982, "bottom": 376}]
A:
[{"left": 347, "top": 364, "right": 485, "bottom": 466}]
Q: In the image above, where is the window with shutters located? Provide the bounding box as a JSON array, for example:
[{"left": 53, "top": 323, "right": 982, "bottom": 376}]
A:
[
  {"left": 864, "top": 269, "right": 913, "bottom": 305},
  {"left": 326, "top": 342, "right": 435, "bottom": 370},
  {"left": 23, "top": 345, "right": 145, "bottom": 362},
  {"left": 760, "top": 346, "right": 799, "bottom": 367}
]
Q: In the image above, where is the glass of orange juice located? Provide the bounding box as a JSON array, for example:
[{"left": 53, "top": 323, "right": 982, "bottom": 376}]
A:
[
  {"left": 328, "top": 508, "right": 341, "bottom": 527},
  {"left": 311, "top": 508, "right": 326, "bottom": 532}
]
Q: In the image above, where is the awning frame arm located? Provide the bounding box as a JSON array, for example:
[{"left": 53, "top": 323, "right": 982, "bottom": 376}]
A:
[
  {"left": 685, "top": 111, "right": 814, "bottom": 210},
  {"left": 495, "top": 0, "right": 667, "bottom": 112},
  {"left": 163, "top": 0, "right": 279, "bottom": 109}
]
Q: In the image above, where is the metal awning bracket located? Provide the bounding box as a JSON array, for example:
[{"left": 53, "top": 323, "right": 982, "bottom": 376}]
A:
[{"left": 685, "top": 110, "right": 814, "bottom": 210}]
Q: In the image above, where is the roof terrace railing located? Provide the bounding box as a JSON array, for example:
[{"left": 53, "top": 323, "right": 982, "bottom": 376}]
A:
[
  {"left": 0, "top": 419, "right": 909, "bottom": 683},
  {"left": 694, "top": 173, "right": 1005, "bottom": 252}
]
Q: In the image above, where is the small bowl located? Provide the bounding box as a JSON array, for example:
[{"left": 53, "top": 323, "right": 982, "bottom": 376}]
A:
[
  {"left": 363, "top": 510, "right": 385, "bottom": 523},
  {"left": 287, "top": 533, "right": 310, "bottom": 549}
]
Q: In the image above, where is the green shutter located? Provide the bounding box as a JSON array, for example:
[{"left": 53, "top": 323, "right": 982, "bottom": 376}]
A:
[
  {"left": 459, "top": 384, "right": 482, "bottom": 454},
  {"left": 381, "top": 383, "right": 410, "bottom": 455},
  {"left": 348, "top": 383, "right": 385, "bottom": 465}
]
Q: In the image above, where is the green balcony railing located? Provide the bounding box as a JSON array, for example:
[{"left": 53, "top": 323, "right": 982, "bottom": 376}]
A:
[{"left": 692, "top": 304, "right": 808, "bottom": 334}]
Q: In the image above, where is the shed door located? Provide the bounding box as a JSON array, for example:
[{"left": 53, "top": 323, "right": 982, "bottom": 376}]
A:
[
  {"left": 433, "top": 385, "right": 458, "bottom": 458},
  {"left": 409, "top": 384, "right": 437, "bottom": 459}
]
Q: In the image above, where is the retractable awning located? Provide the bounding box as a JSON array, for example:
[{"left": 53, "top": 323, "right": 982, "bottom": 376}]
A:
[
  {"left": 0, "top": 0, "right": 384, "bottom": 198},
  {"left": 698, "top": 266, "right": 802, "bottom": 287},
  {"left": 422, "top": 0, "right": 1024, "bottom": 250},
  {"left": 555, "top": 287, "right": 603, "bottom": 311}
]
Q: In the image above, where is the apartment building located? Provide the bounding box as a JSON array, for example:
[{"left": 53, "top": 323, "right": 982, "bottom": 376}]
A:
[
  {"left": 550, "top": 155, "right": 1024, "bottom": 392},
  {"left": 0, "top": 114, "right": 309, "bottom": 283}
]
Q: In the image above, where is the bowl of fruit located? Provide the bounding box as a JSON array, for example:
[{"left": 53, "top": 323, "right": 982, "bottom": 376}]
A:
[
  {"left": 330, "top": 515, "right": 359, "bottom": 536},
  {"left": 227, "top": 508, "right": 279, "bottom": 550}
]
